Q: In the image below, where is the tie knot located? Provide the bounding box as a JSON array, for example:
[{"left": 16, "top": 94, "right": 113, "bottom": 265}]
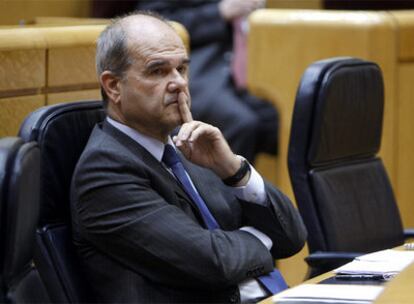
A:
[{"left": 162, "top": 144, "right": 181, "bottom": 168}]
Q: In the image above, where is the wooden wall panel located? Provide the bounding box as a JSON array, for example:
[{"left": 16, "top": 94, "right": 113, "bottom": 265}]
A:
[
  {"left": 391, "top": 11, "right": 414, "bottom": 61},
  {"left": 396, "top": 63, "right": 414, "bottom": 228},
  {"left": 48, "top": 46, "right": 98, "bottom": 87},
  {"left": 0, "top": 95, "right": 45, "bottom": 137},
  {"left": 0, "top": 0, "right": 90, "bottom": 25},
  {"left": 0, "top": 49, "right": 45, "bottom": 93},
  {"left": 47, "top": 89, "right": 101, "bottom": 105}
]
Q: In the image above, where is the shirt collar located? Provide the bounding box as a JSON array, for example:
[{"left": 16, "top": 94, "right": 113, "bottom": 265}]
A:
[{"left": 106, "top": 116, "right": 174, "bottom": 162}]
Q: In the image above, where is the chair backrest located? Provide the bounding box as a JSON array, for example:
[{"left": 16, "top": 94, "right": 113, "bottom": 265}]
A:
[
  {"left": 288, "top": 57, "right": 405, "bottom": 254},
  {"left": 19, "top": 100, "right": 105, "bottom": 226},
  {"left": 35, "top": 224, "right": 91, "bottom": 303},
  {"left": 19, "top": 100, "right": 105, "bottom": 302},
  {"left": 0, "top": 137, "right": 49, "bottom": 303}
]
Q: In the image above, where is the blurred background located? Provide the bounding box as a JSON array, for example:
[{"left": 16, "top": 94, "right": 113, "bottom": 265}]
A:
[{"left": 1, "top": 0, "right": 414, "bottom": 26}]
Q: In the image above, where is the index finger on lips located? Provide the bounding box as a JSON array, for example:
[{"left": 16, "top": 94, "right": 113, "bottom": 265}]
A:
[{"left": 178, "top": 92, "right": 193, "bottom": 123}]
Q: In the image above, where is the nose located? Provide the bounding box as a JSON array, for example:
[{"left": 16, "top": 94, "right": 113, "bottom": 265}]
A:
[{"left": 167, "top": 69, "right": 188, "bottom": 93}]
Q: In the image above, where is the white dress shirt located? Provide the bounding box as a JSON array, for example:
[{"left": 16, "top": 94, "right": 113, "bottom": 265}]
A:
[{"left": 106, "top": 117, "right": 271, "bottom": 302}]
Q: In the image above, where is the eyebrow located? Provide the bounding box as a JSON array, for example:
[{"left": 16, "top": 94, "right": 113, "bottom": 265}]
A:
[{"left": 146, "top": 58, "right": 191, "bottom": 70}]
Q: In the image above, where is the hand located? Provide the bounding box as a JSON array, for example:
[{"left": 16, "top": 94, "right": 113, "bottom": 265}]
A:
[
  {"left": 174, "top": 92, "right": 241, "bottom": 179},
  {"left": 219, "top": 0, "right": 265, "bottom": 21}
]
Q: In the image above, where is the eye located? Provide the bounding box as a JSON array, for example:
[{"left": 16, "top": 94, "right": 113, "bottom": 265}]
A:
[
  {"left": 151, "top": 68, "right": 165, "bottom": 76},
  {"left": 177, "top": 65, "right": 188, "bottom": 75}
]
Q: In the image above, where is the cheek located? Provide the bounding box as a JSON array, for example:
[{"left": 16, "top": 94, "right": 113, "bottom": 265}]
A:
[
  {"left": 124, "top": 84, "right": 153, "bottom": 105},
  {"left": 137, "top": 78, "right": 161, "bottom": 95},
  {"left": 141, "top": 83, "right": 166, "bottom": 107},
  {"left": 121, "top": 77, "right": 168, "bottom": 115}
]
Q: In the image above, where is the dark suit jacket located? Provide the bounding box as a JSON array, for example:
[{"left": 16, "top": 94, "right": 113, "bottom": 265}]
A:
[{"left": 70, "top": 121, "right": 306, "bottom": 303}]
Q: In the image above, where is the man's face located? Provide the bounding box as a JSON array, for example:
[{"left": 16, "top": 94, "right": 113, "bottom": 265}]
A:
[{"left": 115, "top": 19, "right": 190, "bottom": 141}]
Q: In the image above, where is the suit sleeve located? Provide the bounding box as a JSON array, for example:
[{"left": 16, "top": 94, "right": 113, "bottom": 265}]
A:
[
  {"left": 137, "top": 0, "right": 231, "bottom": 46},
  {"left": 72, "top": 150, "right": 274, "bottom": 289},
  {"left": 186, "top": 157, "right": 307, "bottom": 260},
  {"left": 240, "top": 181, "right": 308, "bottom": 259}
]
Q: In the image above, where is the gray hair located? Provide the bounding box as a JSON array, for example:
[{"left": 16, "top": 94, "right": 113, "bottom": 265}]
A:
[{"left": 96, "top": 11, "right": 170, "bottom": 107}]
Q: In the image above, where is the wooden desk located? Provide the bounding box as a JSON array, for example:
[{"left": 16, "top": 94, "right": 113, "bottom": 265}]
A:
[
  {"left": 260, "top": 247, "right": 414, "bottom": 304},
  {"left": 374, "top": 260, "right": 414, "bottom": 303},
  {"left": 258, "top": 271, "right": 335, "bottom": 304}
]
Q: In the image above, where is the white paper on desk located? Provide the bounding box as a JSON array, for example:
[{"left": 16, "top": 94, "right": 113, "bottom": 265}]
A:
[
  {"left": 334, "top": 260, "right": 409, "bottom": 276},
  {"left": 334, "top": 249, "right": 414, "bottom": 276},
  {"left": 356, "top": 249, "right": 414, "bottom": 262},
  {"left": 272, "top": 284, "right": 384, "bottom": 303}
]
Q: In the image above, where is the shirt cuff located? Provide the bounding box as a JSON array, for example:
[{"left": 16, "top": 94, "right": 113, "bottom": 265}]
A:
[
  {"left": 240, "top": 226, "right": 273, "bottom": 250},
  {"left": 228, "top": 161, "right": 266, "bottom": 205}
]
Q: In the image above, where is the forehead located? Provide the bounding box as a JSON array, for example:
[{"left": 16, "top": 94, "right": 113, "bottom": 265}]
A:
[{"left": 124, "top": 17, "right": 187, "bottom": 63}]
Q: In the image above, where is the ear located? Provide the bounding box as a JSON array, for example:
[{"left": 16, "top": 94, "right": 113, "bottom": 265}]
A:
[{"left": 100, "top": 71, "right": 122, "bottom": 105}]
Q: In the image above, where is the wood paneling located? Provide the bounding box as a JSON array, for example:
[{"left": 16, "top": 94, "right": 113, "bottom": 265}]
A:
[
  {"left": 0, "top": 95, "right": 45, "bottom": 137},
  {"left": 47, "top": 89, "right": 101, "bottom": 105},
  {"left": 0, "top": 0, "right": 90, "bottom": 26},
  {"left": 0, "top": 49, "right": 45, "bottom": 93},
  {"left": 396, "top": 63, "right": 414, "bottom": 228}
]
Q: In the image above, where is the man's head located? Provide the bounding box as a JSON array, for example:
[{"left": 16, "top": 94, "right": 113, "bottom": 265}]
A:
[{"left": 96, "top": 11, "right": 191, "bottom": 141}]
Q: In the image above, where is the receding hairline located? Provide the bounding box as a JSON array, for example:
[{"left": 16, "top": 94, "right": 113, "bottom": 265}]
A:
[
  {"left": 119, "top": 13, "right": 179, "bottom": 42},
  {"left": 121, "top": 14, "right": 187, "bottom": 62}
]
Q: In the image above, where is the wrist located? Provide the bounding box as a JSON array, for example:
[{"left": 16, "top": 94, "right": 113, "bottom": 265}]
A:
[
  {"left": 222, "top": 156, "right": 251, "bottom": 187},
  {"left": 214, "top": 154, "right": 241, "bottom": 179}
]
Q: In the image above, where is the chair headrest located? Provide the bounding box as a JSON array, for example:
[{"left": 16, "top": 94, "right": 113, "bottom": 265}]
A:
[
  {"left": 0, "top": 137, "right": 40, "bottom": 282},
  {"left": 19, "top": 101, "right": 105, "bottom": 226},
  {"left": 292, "top": 57, "right": 384, "bottom": 167}
]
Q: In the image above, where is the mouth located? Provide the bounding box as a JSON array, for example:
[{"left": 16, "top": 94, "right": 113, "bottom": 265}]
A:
[{"left": 164, "top": 95, "right": 178, "bottom": 106}]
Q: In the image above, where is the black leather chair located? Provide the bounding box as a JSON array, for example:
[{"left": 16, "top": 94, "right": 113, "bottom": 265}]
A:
[
  {"left": 288, "top": 57, "right": 414, "bottom": 278},
  {"left": 0, "top": 137, "right": 49, "bottom": 303},
  {"left": 19, "top": 100, "right": 105, "bottom": 302}
]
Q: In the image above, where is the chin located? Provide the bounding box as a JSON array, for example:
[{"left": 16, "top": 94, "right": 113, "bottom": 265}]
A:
[
  {"left": 164, "top": 118, "right": 181, "bottom": 132},
  {"left": 168, "top": 112, "right": 182, "bottom": 123}
]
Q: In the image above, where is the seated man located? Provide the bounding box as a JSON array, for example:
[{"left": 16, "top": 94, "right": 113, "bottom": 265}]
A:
[{"left": 71, "top": 11, "right": 306, "bottom": 303}]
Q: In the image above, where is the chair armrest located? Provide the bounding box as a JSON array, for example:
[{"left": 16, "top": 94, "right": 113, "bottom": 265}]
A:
[
  {"left": 306, "top": 251, "right": 362, "bottom": 266},
  {"left": 404, "top": 228, "right": 414, "bottom": 239},
  {"left": 304, "top": 251, "right": 363, "bottom": 278}
]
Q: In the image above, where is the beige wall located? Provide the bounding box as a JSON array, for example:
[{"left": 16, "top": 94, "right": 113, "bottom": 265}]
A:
[
  {"left": 0, "top": 0, "right": 90, "bottom": 25},
  {"left": 0, "top": 0, "right": 322, "bottom": 26}
]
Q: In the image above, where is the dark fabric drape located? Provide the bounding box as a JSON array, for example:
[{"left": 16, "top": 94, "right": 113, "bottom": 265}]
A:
[{"left": 91, "top": 0, "right": 137, "bottom": 18}]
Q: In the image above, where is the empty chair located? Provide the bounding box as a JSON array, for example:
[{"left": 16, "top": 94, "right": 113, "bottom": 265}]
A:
[
  {"left": 19, "top": 100, "right": 105, "bottom": 302},
  {"left": 0, "top": 137, "right": 48, "bottom": 303},
  {"left": 288, "top": 57, "right": 414, "bottom": 278}
]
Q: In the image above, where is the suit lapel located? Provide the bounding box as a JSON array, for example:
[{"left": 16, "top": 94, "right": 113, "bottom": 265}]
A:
[
  {"left": 101, "top": 121, "right": 202, "bottom": 216},
  {"left": 179, "top": 153, "right": 229, "bottom": 227}
]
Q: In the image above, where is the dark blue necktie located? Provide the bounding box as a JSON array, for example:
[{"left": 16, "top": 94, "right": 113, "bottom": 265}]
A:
[
  {"left": 162, "top": 144, "right": 288, "bottom": 295},
  {"left": 162, "top": 144, "right": 219, "bottom": 230}
]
